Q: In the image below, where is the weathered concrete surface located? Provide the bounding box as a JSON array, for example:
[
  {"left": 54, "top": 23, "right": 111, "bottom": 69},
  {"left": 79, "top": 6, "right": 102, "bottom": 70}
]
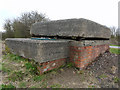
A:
[
  {"left": 5, "top": 38, "right": 70, "bottom": 63},
  {"left": 30, "top": 18, "right": 111, "bottom": 39},
  {"left": 70, "top": 40, "right": 110, "bottom": 47}
]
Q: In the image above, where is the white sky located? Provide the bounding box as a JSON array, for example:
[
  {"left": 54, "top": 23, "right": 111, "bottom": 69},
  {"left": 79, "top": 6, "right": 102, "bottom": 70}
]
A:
[{"left": 0, "top": 0, "right": 119, "bottom": 32}]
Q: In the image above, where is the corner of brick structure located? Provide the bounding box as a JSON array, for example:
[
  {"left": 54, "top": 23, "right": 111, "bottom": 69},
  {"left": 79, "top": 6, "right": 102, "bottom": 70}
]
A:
[{"left": 69, "top": 40, "right": 110, "bottom": 69}]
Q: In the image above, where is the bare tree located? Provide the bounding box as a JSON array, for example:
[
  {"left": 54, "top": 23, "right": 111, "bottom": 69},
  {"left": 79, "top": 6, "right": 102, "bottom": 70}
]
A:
[
  {"left": 2, "top": 11, "right": 49, "bottom": 39},
  {"left": 110, "top": 26, "right": 117, "bottom": 37}
]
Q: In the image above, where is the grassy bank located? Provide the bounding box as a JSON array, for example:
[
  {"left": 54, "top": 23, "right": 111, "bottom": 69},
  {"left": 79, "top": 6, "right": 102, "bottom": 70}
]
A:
[
  {"left": 110, "top": 48, "right": 120, "bottom": 54},
  {"left": 110, "top": 45, "right": 120, "bottom": 47}
]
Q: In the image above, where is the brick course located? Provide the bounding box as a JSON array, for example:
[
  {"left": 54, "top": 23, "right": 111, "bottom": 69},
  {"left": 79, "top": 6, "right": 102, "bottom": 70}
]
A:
[
  {"left": 37, "top": 58, "right": 67, "bottom": 74},
  {"left": 69, "top": 44, "right": 109, "bottom": 69}
]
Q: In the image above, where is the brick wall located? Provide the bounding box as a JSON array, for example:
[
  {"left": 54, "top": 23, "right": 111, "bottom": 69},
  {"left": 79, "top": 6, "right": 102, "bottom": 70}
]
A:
[
  {"left": 37, "top": 44, "right": 109, "bottom": 74},
  {"left": 37, "top": 58, "right": 67, "bottom": 74},
  {"left": 69, "top": 44, "right": 109, "bottom": 69}
]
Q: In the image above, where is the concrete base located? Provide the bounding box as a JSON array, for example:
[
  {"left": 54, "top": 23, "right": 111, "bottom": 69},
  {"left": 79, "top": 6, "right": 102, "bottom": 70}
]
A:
[
  {"left": 5, "top": 38, "right": 70, "bottom": 63},
  {"left": 5, "top": 38, "right": 110, "bottom": 73}
]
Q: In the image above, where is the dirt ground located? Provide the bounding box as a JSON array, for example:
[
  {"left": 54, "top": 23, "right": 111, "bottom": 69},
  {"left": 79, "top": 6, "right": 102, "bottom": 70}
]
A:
[
  {"left": 45, "top": 51, "right": 119, "bottom": 88},
  {"left": 1, "top": 41, "right": 120, "bottom": 88}
]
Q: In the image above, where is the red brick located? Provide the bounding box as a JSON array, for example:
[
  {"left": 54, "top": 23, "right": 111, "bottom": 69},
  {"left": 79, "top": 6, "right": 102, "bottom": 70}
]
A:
[
  {"left": 37, "top": 58, "right": 67, "bottom": 74},
  {"left": 69, "top": 44, "right": 109, "bottom": 69}
]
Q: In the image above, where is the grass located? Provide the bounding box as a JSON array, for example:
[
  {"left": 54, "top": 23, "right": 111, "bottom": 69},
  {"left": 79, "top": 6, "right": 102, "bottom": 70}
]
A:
[
  {"left": 110, "top": 48, "right": 120, "bottom": 54},
  {"left": 2, "top": 53, "right": 27, "bottom": 62},
  {"left": 2, "top": 53, "right": 51, "bottom": 88},
  {"left": 8, "top": 71, "right": 25, "bottom": 82},
  {"left": 18, "top": 82, "right": 26, "bottom": 88},
  {"left": 114, "top": 77, "right": 119, "bottom": 83},
  {"left": 50, "top": 84, "right": 62, "bottom": 88},
  {"left": 0, "top": 64, "right": 1, "bottom": 71},
  {"left": 25, "top": 62, "right": 39, "bottom": 75},
  {"left": 33, "top": 75, "right": 45, "bottom": 82},
  {"left": 77, "top": 70, "right": 85, "bottom": 74},
  {"left": 2, "top": 53, "right": 39, "bottom": 75},
  {"left": 88, "top": 85, "right": 95, "bottom": 88},
  {"left": 110, "top": 44, "right": 120, "bottom": 47},
  {"left": 98, "top": 74, "right": 108, "bottom": 79},
  {"left": 66, "top": 62, "right": 74, "bottom": 68},
  {"left": 1, "top": 84, "right": 16, "bottom": 89},
  {"left": 2, "top": 67, "right": 11, "bottom": 73}
]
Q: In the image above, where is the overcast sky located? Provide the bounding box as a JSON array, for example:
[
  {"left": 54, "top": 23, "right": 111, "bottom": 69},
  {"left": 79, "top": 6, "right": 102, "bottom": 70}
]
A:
[{"left": 0, "top": 0, "right": 119, "bottom": 32}]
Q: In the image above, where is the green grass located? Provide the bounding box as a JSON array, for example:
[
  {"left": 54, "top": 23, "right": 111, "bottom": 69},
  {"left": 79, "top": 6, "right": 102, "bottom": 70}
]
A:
[
  {"left": 50, "top": 84, "right": 62, "bottom": 88},
  {"left": 66, "top": 62, "right": 74, "bottom": 68},
  {"left": 25, "top": 61, "right": 39, "bottom": 75},
  {"left": 110, "top": 44, "right": 120, "bottom": 47},
  {"left": 0, "top": 64, "right": 2, "bottom": 71},
  {"left": 2, "top": 53, "right": 27, "bottom": 62},
  {"left": 88, "top": 85, "right": 95, "bottom": 88},
  {"left": 2, "top": 67, "right": 11, "bottom": 73},
  {"left": 19, "top": 82, "right": 26, "bottom": 88},
  {"left": 2, "top": 53, "right": 39, "bottom": 75},
  {"left": 8, "top": 71, "right": 25, "bottom": 82},
  {"left": 77, "top": 70, "right": 85, "bottom": 74},
  {"left": 1, "top": 84, "right": 15, "bottom": 89},
  {"left": 114, "top": 77, "right": 119, "bottom": 83},
  {"left": 33, "top": 75, "right": 45, "bottom": 81},
  {"left": 98, "top": 74, "right": 108, "bottom": 79},
  {"left": 110, "top": 48, "right": 120, "bottom": 54}
]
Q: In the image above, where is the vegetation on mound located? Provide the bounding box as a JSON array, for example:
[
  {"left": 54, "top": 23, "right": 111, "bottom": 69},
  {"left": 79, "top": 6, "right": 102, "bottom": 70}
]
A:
[{"left": 110, "top": 48, "right": 120, "bottom": 54}]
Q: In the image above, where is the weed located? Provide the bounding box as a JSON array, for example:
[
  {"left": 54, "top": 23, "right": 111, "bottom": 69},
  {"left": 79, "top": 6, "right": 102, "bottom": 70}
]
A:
[
  {"left": 0, "top": 64, "right": 2, "bottom": 71},
  {"left": 3, "top": 53, "right": 27, "bottom": 62},
  {"left": 40, "top": 81, "right": 47, "bottom": 88},
  {"left": 9, "top": 54, "right": 26, "bottom": 62},
  {"left": 77, "top": 70, "right": 84, "bottom": 74},
  {"left": 98, "top": 74, "right": 108, "bottom": 79},
  {"left": 4, "top": 45, "right": 11, "bottom": 54},
  {"left": 2, "top": 67, "right": 11, "bottom": 73},
  {"left": 50, "top": 84, "right": 61, "bottom": 88},
  {"left": 25, "top": 62, "right": 38, "bottom": 75},
  {"left": 33, "top": 75, "right": 45, "bottom": 81},
  {"left": 1, "top": 84, "right": 15, "bottom": 88},
  {"left": 114, "top": 77, "right": 119, "bottom": 83},
  {"left": 19, "top": 82, "right": 26, "bottom": 88},
  {"left": 51, "top": 71, "right": 58, "bottom": 75},
  {"left": 8, "top": 71, "right": 24, "bottom": 82},
  {"left": 66, "top": 62, "right": 74, "bottom": 68},
  {"left": 88, "top": 85, "right": 95, "bottom": 88},
  {"left": 2, "top": 55, "right": 8, "bottom": 60},
  {"left": 30, "top": 86, "right": 37, "bottom": 88}
]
